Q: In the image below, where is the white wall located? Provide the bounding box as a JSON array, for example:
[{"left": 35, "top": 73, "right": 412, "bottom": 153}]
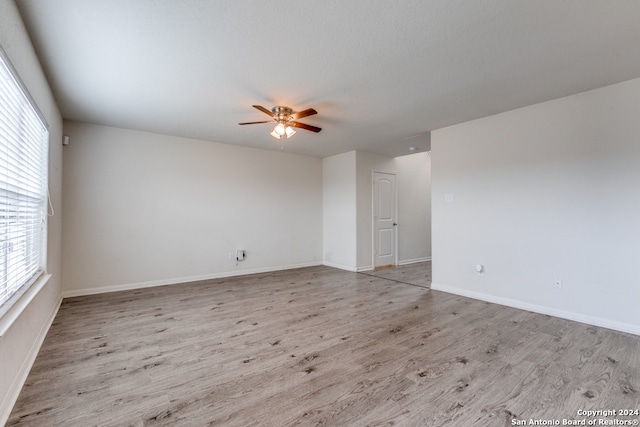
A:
[
  {"left": 323, "top": 150, "right": 431, "bottom": 272},
  {"left": 356, "top": 151, "right": 393, "bottom": 270},
  {"left": 431, "top": 77, "right": 640, "bottom": 335},
  {"left": 322, "top": 151, "right": 357, "bottom": 271},
  {"left": 0, "top": 1, "right": 64, "bottom": 423},
  {"left": 355, "top": 151, "right": 432, "bottom": 270},
  {"left": 62, "top": 122, "right": 322, "bottom": 295},
  {"left": 393, "top": 152, "right": 431, "bottom": 264}
]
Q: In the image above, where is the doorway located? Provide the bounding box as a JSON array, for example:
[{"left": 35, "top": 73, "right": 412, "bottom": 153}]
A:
[{"left": 373, "top": 171, "right": 397, "bottom": 268}]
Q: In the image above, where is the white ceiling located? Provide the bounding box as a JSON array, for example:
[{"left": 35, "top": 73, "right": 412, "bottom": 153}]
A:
[{"left": 16, "top": 0, "right": 640, "bottom": 158}]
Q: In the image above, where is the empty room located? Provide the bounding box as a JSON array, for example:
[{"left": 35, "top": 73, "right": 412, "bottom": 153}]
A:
[{"left": 1, "top": 1, "right": 640, "bottom": 426}]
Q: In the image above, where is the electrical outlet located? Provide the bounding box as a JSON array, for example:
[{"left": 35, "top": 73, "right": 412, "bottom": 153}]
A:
[{"left": 554, "top": 278, "right": 562, "bottom": 289}]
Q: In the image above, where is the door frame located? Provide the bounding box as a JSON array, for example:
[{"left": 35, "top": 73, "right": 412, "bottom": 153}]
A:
[{"left": 372, "top": 170, "right": 398, "bottom": 269}]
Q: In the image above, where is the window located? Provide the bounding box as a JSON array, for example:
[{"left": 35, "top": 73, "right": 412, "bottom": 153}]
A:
[{"left": 0, "top": 48, "right": 49, "bottom": 319}]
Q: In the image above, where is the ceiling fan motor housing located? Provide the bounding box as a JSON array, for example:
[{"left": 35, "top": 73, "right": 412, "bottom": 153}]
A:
[{"left": 272, "top": 106, "right": 293, "bottom": 121}]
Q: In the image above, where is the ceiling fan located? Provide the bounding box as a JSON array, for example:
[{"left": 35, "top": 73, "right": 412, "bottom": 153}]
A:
[{"left": 239, "top": 105, "right": 322, "bottom": 142}]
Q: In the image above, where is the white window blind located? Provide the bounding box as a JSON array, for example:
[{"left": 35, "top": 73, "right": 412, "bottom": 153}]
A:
[{"left": 0, "top": 49, "right": 49, "bottom": 318}]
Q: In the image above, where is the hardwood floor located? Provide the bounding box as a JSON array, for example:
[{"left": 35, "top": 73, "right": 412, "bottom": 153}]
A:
[{"left": 8, "top": 265, "right": 640, "bottom": 426}]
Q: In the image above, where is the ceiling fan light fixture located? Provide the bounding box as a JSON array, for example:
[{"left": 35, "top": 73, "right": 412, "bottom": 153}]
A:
[
  {"left": 285, "top": 126, "right": 296, "bottom": 138},
  {"left": 270, "top": 129, "right": 282, "bottom": 139},
  {"left": 240, "top": 105, "right": 321, "bottom": 147},
  {"left": 274, "top": 123, "right": 286, "bottom": 136}
]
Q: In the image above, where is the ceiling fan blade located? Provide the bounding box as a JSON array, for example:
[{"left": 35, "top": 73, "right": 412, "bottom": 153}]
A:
[
  {"left": 252, "top": 105, "right": 274, "bottom": 117},
  {"left": 290, "top": 121, "right": 322, "bottom": 133},
  {"left": 291, "top": 108, "right": 317, "bottom": 120},
  {"left": 238, "top": 121, "right": 272, "bottom": 125}
]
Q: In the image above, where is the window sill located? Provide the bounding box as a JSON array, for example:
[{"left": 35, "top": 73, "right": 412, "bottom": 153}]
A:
[{"left": 0, "top": 273, "right": 52, "bottom": 337}]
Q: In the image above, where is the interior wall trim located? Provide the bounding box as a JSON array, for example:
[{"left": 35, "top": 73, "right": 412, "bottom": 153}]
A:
[
  {"left": 62, "top": 262, "right": 322, "bottom": 298},
  {"left": 398, "top": 257, "right": 431, "bottom": 266},
  {"left": 0, "top": 274, "right": 52, "bottom": 337},
  {"left": 431, "top": 282, "right": 640, "bottom": 336},
  {"left": 344, "top": 257, "right": 432, "bottom": 273},
  {"left": 321, "top": 261, "right": 358, "bottom": 272}
]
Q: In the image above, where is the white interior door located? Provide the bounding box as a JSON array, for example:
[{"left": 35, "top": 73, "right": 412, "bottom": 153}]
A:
[{"left": 373, "top": 171, "right": 397, "bottom": 268}]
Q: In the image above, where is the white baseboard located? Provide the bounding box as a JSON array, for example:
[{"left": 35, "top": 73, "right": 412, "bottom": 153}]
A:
[
  {"left": 62, "top": 262, "right": 322, "bottom": 298},
  {"left": 322, "top": 261, "right": 358, "bottom": 272},
  {"left": 0, "top": 294, "right": 62, "bottom": 426},
  {"left": 354, "top": 257, "right": 432, "bottom": 272},
  {"left": 431, "top": 283, "right": 640, "bottom": 336},
  {"left": 398, "top": 257, "right": 431, "bottom": 266}
]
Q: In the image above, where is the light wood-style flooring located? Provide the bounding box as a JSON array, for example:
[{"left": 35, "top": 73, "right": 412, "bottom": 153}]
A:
[{"left": 8, "top": 264, "right": 640, "bottom": 426}]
